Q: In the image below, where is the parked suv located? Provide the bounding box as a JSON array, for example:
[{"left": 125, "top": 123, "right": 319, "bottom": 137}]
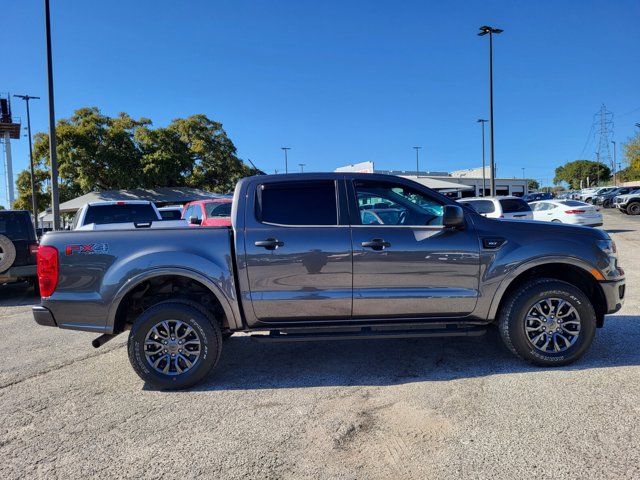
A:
[
  {"left": 614, "top": 190, "right": 640, "bottom": 215},
  {"left": 458, "top": 196, "right": 533, "bottom": 220},
  {"left": 594, "top": 187, "right": 636, "bottom": 208},
  {"left": 0, "top": 210, "right": 38, "bottom": 288}
]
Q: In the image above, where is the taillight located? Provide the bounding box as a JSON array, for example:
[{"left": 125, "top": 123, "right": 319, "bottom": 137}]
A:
[
  {"left": 37, "top": 246, "right": 59, "bottom": 297},
  {"left": 29, "top": 243, "right": 39, "bottom": 255},
  {"left": 565, "top": 210, "right": 585, "bottom": 214}
]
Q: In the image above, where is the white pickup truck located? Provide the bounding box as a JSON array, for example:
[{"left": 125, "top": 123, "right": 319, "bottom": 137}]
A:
[{"left": 72, "top": 200, "right": 188, "bottom": 230}]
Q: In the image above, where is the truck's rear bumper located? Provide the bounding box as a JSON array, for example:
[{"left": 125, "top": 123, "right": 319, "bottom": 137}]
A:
[
  {"left": 33, "top": 306, "right": 57, "bottom": 327},
  {"left": 600, "top": 279, "right": 625, "bottom": 314}
]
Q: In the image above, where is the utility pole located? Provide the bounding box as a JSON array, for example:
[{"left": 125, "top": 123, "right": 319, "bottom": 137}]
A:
[
  {"left": 478, "top": 25, "right": 503, "bottom": 196},
  {"left": 281, "top": 147, "right": 290, "bottom": 174},
  {"left": 612, "top": 140, "right": 617, "bottom": 186},
  {"left": 596, "top": 151, "right": 600, "bottom": 185},
  {"left": 45, "top": 0, "right": 60, "bottom": 230},
  {"left": 477, "top": 119, "right": 488, "bottom": 196},
  {"left": 14, "top": 95, "right": 40, "bottom": 230},
  {"left": 298, "top": 163, "right": 305, "bottom": 173},
  {"left": 521, "top": 167, "right": 525, "bottom": 180},
  {"left": 413, "top": 146, "right": 422, "bottom": 177}
]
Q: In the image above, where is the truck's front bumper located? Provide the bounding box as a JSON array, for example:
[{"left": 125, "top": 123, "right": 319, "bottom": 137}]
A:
[
  {"left": 600, "top": 279, "right": 625, "bottom": 314},
  {"left": 33, "top": 306, "right": 57, "bottom": 327}
]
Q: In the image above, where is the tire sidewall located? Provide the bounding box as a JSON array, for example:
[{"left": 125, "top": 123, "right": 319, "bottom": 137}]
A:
[
  {"left": 628, "top": 202, "right": 640, "bottom": 215},
  {"left": 505, "top": 282, "right": 596, "bottom": 366},
  {"left": 128, "top": 303, "right": 221, "bottom": 390}
]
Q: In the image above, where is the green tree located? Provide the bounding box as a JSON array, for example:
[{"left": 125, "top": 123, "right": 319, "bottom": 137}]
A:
[
  {"left": 168, "top": 114, "right": 258, "bottom": 193},
  {"left": 619, "top": 132, "right": 640, "bottom": 182},
  {"left": 527, "top": 179, "right": 540, "bottom": 191},
  {"left": 15, "top": 107, "right": 257, "bottom": 212},
  {"left": 553, "top": 160, "right": 611, "bottom": 190},
  {"left": 13, "top": 168, "right": 50, "bottom": 213}
]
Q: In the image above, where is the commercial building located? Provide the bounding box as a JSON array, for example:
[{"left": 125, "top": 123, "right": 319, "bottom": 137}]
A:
[{"left": 335, "top": 161, "right": 530, "bottom": 198}]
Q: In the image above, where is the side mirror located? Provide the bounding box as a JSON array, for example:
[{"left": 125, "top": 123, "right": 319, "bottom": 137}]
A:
[
  {"left": 443, "top": 205, "right": 465, "bottom": 228},
  {"left": 189, "top": 216, "right": 202, "bottom": 225}
]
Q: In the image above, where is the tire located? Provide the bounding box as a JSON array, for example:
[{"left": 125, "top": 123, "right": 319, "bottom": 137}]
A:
[
  {"left": 627, "top": 202, "right": 640, "bottom": 216},
  {"left": 128, "top": 301, "right": 222, "bottom": 390},
  {"left": 0, "top": 234, "right": 17, "bottom": 272},
  {"left": 498, "top": 278, "right": 596, "bottom": 367}
]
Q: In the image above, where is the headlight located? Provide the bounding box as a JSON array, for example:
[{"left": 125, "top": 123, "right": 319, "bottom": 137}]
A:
[{"left": 597, "top": 239, "right": 617, "bottom": 257}]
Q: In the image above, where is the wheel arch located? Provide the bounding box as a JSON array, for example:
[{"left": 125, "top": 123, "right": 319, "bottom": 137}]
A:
[
  {"left": 107, "top": 267, "right": 241, "bottom": 334},
  {"left": 489, "top": 258, "right": 607, "bottom": 327}
]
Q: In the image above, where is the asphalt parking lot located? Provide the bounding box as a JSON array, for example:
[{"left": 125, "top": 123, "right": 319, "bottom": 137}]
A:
[{"left": 1, "top": 210, "right": 639, "bottom": 480}]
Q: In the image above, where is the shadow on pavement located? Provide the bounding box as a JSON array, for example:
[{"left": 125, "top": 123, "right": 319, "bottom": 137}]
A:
[
  {"left": 0, "top": 282, "right": 39, "bottom": 307},
  {"left": 605, "top": 229, "right": 635, "bottom": 234},
  {"left": 187, "top": 315, "right": 640, "bottom": 391}
]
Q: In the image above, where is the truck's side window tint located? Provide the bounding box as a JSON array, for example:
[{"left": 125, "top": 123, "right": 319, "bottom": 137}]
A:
[
  {"left": 354, "top": 181, "right": 445, "bottom": 226},
  {"left": 466, "top": 200, "right": 495, "bottom": 214},
  {"left": 259, "top": 181, "right": 337, "bottom": 225}
]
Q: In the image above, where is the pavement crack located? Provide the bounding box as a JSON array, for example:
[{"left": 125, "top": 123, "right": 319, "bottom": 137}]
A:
[{"left": 0, "top": 342, "right": 126, "bottom": 390}]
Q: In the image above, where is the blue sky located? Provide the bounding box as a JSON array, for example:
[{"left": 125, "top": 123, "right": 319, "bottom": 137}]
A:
[{"left": 3, "top": 0, "right": 640, "bottom": 202}]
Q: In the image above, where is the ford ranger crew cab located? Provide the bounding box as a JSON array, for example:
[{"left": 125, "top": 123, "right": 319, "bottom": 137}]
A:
[{"left": 33, "top": 173, "right": 625, "bottom": 389}]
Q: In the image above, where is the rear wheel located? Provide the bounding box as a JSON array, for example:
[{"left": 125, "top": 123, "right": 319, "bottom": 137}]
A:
[
  {"left": 499, "top": 279, "right": 596, "bottom": 366},
  {"left": 128, "top": 301, "right": 222, "bottom": 390},
  {"left": 627, "top": 202, "right": 640, "bottom": 216}
]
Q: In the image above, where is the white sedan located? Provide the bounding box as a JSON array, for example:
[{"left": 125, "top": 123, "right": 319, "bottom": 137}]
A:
[{"left": 530, "top": 200, "right": 602, "bottom": 227}]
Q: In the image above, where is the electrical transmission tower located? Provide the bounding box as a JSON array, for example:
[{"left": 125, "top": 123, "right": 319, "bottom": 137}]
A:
[{"left": 594, "top": 104, "right": 614, "bottom": 171}]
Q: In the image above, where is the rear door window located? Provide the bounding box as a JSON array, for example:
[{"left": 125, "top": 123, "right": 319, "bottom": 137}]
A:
[
  {"left": 83, "top": 204, "right": 158, "bottom": 225},
  {"left": 499, "top": 199, "right": 531, "bottom": 213},
  {"left": 258, "top": 181, "right": 337, "bottom": 225}
]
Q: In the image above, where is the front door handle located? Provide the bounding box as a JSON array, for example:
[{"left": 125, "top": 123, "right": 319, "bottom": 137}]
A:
[
  {"left": 255, "top": 238, "right": 285, "bottom": 250},
  {"left": 361, "top": 238, "right": 391, "bottom": 251}
]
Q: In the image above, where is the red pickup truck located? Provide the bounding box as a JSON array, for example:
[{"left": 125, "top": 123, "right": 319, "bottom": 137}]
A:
[{"left": 182, "top": 198, "right": 233, "bottom": 227}]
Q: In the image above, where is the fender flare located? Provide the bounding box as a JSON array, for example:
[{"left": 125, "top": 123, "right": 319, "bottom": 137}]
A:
[
  {"left": 486, "top": 255, "right": 601, "bottom": 320},
  {"left": 106, "top": 267, "right": 239, "bottom": 334}
]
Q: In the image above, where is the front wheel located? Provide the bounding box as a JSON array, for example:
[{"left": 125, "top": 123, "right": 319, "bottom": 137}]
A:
[
  {"left": 128, "top": 301, "right": 222, "bottom": 390},
  {"left": 627, "top": 202, "right": 640, "bottom": 216},
  {"left": 498, "top": 279, "right": 596, "bottom": 366}
]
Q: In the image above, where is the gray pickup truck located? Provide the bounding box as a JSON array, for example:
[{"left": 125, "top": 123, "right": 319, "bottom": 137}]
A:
[{"left": 33, "top": 173, "right": 626, "bottom": 389}]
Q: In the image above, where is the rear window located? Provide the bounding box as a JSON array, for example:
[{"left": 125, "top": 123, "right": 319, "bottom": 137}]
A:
[
  {"left": 159, "top": 209, "right": 182, "bottom": 220},
  {"left": 561, "top": 200, "right": 588, "bottom": 207},
  {"left": 84, "top": 204, "right": 158, "bottom": 225},
  {"left": 0, "top": 212, "right": 33, "bottom": 240},
  {"left": 464, "top": 200, "right": 495, "bottom": 214},
  {"left": 206, "top": 202, "right": 232, "bottom": 217},
  {"left": 499, "top": 199, "right": 531, "bottom": 213},
  {"left": 258, "top": 181, "right": 337, "bottom": 225}
]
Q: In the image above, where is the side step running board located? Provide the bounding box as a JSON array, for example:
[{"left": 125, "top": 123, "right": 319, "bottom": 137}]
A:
[{"left": 251, "top": 326, "right": 486, "bottom": 343}]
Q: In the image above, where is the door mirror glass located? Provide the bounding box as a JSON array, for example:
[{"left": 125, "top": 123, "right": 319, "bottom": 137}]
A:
[
  {"left": 189, "top": 216, "right": 202, "bottom": 225},
  {"left": 442, "top": 205, "right": 465, "bottom": 228}
]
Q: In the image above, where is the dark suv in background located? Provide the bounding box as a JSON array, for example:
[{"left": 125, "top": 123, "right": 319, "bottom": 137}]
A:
[{"left": 0, "top": 210, "right": 38, "bottom": 290}]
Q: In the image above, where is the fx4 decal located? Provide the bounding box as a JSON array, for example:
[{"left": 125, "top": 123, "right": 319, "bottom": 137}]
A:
[{"left": 65, "top": 243, "right": 109, "bottom": 255}]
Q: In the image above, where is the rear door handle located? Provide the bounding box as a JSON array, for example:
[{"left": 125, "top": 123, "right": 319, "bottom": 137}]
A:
[
  {"left": 255, "top": 238, "right": 285, "bottom": 250},
  {"left": 361, "top": 238, "right": 391, "bottom": 251}
]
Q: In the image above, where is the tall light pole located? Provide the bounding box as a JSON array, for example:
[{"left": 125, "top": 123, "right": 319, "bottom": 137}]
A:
[
  {"left": 281, "top": 147, "right": 290, "bottom": 174},
  {"left": 298, "top": 163, "right": 305, "bottom": 172},
  {"left": 413, "top": 146, "right": 422, "bottom": 177},
  {"left": 45, "top": 0, "right": 60, "bottom": 230},
  {"left": 521, "top": 167, "right": 525, "bottom": 179},
  {"left": 14, "top": 95, "right": 40, "bottom": 230},
  {"left": 477, "top": 119, "right": 488, "bottom": 196},
  {"left": 478, "top": 25, "right": 503, "bottom": 197},
  {"left": 612, "top": 140, "right": 617, "bottom": 185}
]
